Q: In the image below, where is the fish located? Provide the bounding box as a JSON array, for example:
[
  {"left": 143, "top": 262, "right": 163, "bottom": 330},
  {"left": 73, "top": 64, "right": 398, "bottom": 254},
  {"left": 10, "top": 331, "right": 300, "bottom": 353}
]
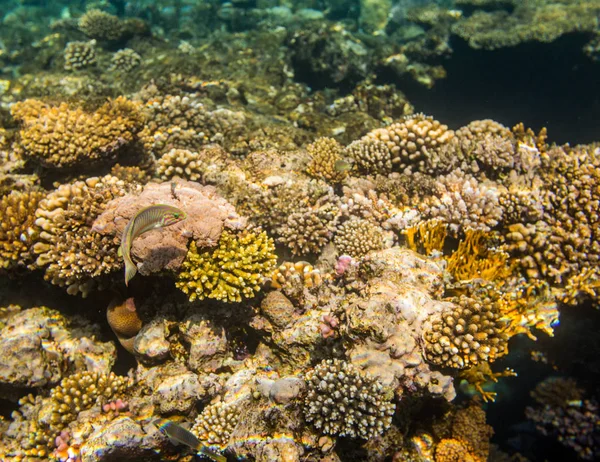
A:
[
  {"left": 119, "top": 204, "right": 187, "bottom": 286},
  {"left": 334, "top": 159, "right": 353, "bottom": 172},
  {"left": 154, "top": 418, "right": 226, "bottom": 462}
]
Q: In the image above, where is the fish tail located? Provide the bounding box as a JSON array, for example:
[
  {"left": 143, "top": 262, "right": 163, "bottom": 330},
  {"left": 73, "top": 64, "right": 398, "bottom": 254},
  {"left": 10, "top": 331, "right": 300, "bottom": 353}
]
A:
[
  {"left": 124, "top": 254, "right": 137, "bottom": 286},
  {"left": 197, "top": 446, "right": 226, "bottom": 462}
]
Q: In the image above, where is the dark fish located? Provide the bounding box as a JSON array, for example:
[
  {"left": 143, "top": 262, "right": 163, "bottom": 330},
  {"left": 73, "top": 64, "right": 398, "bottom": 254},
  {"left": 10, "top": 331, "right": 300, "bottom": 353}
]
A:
[
  {"left": 120, "top": 204, "right": 187, "bottom": 286},
  {"left": 155, "top": 419, "right": 226, "bottom": 462}
]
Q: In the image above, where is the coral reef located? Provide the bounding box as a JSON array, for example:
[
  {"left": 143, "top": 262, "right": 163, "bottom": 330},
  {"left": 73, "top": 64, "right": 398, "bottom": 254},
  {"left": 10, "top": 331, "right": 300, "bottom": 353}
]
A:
[
  {"left": 12, "top": 98, "right": 144, "bottom": 169},
  {"left": 78, "top": 9, "right": 124, "bottom": 41},
  {"left": 110, "top": 49, "right": 142, "bottom": 72},
  {"left": 176, "top": 230, "right": 277, "bottom": 303},
  {"left": 303, "top": 359, "right": 395, "bottom": 439},
  {"left": 63, "top": 40, "right": 97, "bottom": 71}
]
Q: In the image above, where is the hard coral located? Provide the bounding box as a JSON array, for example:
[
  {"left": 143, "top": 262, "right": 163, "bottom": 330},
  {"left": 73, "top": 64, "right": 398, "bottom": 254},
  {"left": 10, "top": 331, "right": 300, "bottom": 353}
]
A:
[
  {"left": 12, "top": 97, "right": 144, "bottom": 169},
  {"left": 93, "top": 179, "right": 246, "bottom": 277},
  {"left": 176, "top": 230, "right": 277, "bottom": 303},
  {"left": 424, "top": 292, "right": 508, "bottom": 369},
  {"left": 304, "top": 359, "right": 395, "bottom": 439},
  {"left": 334, "top": 217, "right": 387, "bottom": 258},
  {"left": 78, "top": 9, "right": 124, "bottom": 41},
  {"left": 110, "top": 48, "right": 142, "bottom": 72},
  {"left": 33, "top": 175, "right": 130, "bottom": 296},
  {"left": 63, "top": 40, "right": 97, "bottom": 71},
  {"left": 192, "top": 401, "right": 241, "bottom": 449},
  {"left": 0, "top": 189, "right": 44, "bottom": 269},
  {"left": 305, "top": 137, "right": 348, "bottom": 184}
]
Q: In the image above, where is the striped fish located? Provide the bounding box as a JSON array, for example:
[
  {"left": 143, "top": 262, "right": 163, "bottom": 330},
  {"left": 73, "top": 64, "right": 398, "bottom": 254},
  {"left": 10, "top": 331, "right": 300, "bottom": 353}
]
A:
[
  {"left": 154, "top": 418, "right": 226, "bottom": 462},
  {"left": 119, "top": 204, "right": 187, "bottom": 286}
]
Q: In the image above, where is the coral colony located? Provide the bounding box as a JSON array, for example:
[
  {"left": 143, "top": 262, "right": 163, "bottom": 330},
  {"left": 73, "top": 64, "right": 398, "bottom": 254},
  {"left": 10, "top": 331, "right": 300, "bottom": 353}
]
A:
[{"left": 1, "top": 1, "right": 599, "bottom": 461}]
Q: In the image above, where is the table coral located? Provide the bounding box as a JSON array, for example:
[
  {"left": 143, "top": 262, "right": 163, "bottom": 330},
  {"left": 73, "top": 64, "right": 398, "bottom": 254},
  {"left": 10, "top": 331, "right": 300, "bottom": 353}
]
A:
[
  {"left": 0, "top": 189, "right": 44, "bottom": 269},
  {"left": 176, "top": 230, "right": 277, "bottom": 303},
  {"left": 11, "top": 97, "right": 144, "bottom": 169}
]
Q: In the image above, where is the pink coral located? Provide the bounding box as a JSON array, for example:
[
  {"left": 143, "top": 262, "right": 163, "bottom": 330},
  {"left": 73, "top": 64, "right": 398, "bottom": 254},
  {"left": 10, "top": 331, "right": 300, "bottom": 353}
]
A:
[{"left": 92, "top": 179, "right": 246, "bottom": 275}]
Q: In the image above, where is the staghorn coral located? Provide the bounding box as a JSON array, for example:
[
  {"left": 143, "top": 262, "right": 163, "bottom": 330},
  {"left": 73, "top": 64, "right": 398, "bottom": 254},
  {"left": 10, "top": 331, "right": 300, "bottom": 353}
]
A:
[
  {"left": 11, "top": 97, "right": 144, "bottom": 169},
  {"left": 424, "top": 292, "right": 508, "bottom": 369},
  {"left": 63, "top": 40, "right": 97, "bottom": 71},
  {"left": 110, "top": 49, "right": 142, "bottom": 72},
  {"left": 78, "top": 9, "right": 124, "bottom": 41},
  {"left": 33, "top": 175, "right": 131, "bottom": 296},
  {"left": 176, "top": 230, "right": 277, "bottom": 303},
  {"left": 305, "top": 137, "right": 348, "bottom": 184},
  {"left": 303, "top": 359, "right": 395, "bottom": 439},
  {"left": 93, "top": 179, "right": 246, "bottom": 277},
  {"left": 0, "top": 189, "right": 44, "bottom": 269},
  {"left": 334, "top": 217, "right": 387, "bottom": 258},
  {"left": 191, "top": 400, "right": 241, "bottom": 449}
]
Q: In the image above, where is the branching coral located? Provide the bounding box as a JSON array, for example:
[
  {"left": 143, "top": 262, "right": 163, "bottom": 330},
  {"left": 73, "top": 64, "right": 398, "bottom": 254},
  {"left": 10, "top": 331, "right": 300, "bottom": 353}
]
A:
[
  {"left": 0, "top": 189, "right": 44, "bottom": 269},
  {"left": 78, "top": 9, "right": 124, "bottom": 41},
  {"left": 155, "top": 147, "right": 227, "bottom": 182},
  {"left": 303, "top": 359, "right": 395, "bottom": 439},
  {"left": 305, "top": 137, "right": 348, "bottom": 184},
  {"left": 63, "top": 40, "right": 97, "bottom": 71},
  {"left": 11, "top": 97, "right": 144, "bottom": 168},
  {"left": 110, "top": 49, "right": 142, "bottom": 72},
  {"left": 346, "top": 137, "right": 394, "bottom": 175},
  {"left": 176, "top": 230, "right": 277, "bottom": 303},
  {"left": 33, "top": 175, "right": 130, "bottom": 296},
  {"left": 424, "top": 292, "right": 508, "bottom": 369},
  {"left": 334, "top": 217, "right": 387, "bottom": 258},
  {"left": 191, "top": 401, "right": 241, "bottom": 449}
]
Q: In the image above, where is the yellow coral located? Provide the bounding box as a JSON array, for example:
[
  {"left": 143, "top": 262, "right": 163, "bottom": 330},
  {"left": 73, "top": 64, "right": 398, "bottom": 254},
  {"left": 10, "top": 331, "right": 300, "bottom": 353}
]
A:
[
  {"left": 459, "top": 362, "right": 516, "bottom": 403},
  {"left": 176, "top": 230, "right": 277, "bottom": 303},
  {"left": 446, "top": 229, "right": 509, "bottom": 282},
  {"left": 0, "top": 189, "right": 44, "bottom": 268},
  {"left": 435, "top": 438, "right": 479, "bottom": 462},
  {"left": 12, "top": 97, "right": 144, "bottom": 168},
  {"left": 404, "top": 219, "right": 447, "bottom": 256}
]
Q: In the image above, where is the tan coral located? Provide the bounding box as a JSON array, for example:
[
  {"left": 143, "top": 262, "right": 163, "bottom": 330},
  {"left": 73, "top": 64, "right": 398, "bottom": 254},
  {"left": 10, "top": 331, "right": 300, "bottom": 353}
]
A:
[
  {"left": 12, "top": 97, "right": 144, "bottom": 168},
  {"left": 192, "top": 401, "right": 241, "bottom": 449},
  {"left": 334, "top": 217, "right": 387, "bottom": 258},
  {"left": 305, "top": 137, "right": 348, "bottom": 184},
  {"left": 0, "top": 189, "right": 44, "bottom": 269},
  {"left": 78, "top": 9, "right": 124, "bottom": 41}
]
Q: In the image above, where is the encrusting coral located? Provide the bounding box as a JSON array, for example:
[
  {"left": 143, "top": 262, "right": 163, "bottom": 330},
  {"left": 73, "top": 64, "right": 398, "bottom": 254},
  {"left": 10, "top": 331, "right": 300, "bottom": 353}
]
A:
[
  {"left": 176, "top": 230, "right": 277, "bottom": 303},
  {"left": 11, "top": 97, "right": 144, "bottom": 169},
  {"left": 303, "top": 359, "right": 395, "bottom": 439},
  {"left": 0, "top": 189, "right": 44, "bottom": 269}
]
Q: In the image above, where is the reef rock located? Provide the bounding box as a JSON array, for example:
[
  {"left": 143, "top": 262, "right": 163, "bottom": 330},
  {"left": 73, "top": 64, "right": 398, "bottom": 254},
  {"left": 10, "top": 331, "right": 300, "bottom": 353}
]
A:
[{"left": 0, "top": 306, "right": 115, "bottom": 391}]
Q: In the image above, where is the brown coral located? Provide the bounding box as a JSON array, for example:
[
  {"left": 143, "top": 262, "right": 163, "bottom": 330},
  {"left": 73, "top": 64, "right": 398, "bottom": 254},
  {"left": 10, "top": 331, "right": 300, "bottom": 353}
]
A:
[
  {"left": 12, "top": 97, "right": 144, "bottom": 169},
  {"left": 334, "top": 217, "right": 387, "bottom": 258},
  {"left": 0, "top": 189, "right": 44, "bottom": 269},
  {"left": 305, "top": 137, "right": 348, "bottom": 184},
  {"left": 78, "top": 9, "right": 124, "bottom": 41}
]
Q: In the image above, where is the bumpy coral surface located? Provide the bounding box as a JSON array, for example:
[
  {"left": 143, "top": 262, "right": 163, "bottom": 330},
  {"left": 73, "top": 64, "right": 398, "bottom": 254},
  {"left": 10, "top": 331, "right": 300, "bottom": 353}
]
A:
[
  {"left": 0, "top": 189, "right": 44, "bottom": 268},
  {"left": 303, "top": 359, "right": 395, "bottom": 439},
  {"left": 78, "top": 9, "right": 124, "bottom": 41},
  {"left": 12, "top": 97, "right": 144, "bottom": 168},
  {"left": 176, "top": 230, "right": 277, "bottom": 302}
]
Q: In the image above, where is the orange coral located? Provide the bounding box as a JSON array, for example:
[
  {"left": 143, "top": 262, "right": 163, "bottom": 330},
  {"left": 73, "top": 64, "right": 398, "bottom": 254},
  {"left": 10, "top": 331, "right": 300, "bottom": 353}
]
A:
[
  {"left": 404, "top": 219, "right": 447, "bottom": 256},
  {"left": 11, "top": 97, "right": 144, "bottom": 168}
]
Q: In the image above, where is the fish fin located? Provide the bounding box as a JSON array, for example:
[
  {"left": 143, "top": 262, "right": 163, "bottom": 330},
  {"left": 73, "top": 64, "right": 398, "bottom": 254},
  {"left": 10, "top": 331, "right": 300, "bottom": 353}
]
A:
[
  {"left": 197, "top": 447, "right": 226, "bottom": 462},
  {"left": 124, "top": 260, "right": 137, "bottom": 286}
]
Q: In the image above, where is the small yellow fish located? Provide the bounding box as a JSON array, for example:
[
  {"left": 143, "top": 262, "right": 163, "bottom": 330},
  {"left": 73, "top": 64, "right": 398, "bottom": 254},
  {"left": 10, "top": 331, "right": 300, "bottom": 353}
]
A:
[
  {"left": 334, "top": 159, "right": 353, "bottom": 172},
  {"left": 120, "top": 204, "right": 187, "bottom": 286},
  {"left": 154, "top": 418, "right": 226, "bottom": 462}
]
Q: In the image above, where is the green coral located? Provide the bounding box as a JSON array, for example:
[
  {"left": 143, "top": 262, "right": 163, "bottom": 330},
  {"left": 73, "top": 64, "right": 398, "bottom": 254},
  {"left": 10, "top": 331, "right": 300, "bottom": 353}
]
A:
[{"left": 176, "top": 230, "right": 277, "bottom": 303}]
